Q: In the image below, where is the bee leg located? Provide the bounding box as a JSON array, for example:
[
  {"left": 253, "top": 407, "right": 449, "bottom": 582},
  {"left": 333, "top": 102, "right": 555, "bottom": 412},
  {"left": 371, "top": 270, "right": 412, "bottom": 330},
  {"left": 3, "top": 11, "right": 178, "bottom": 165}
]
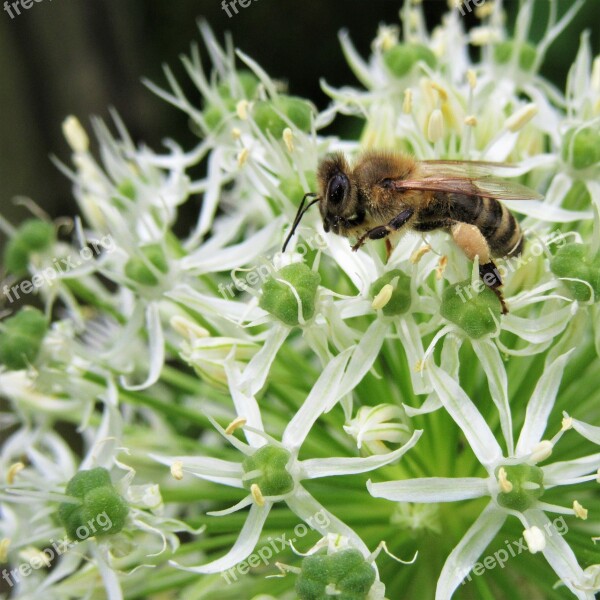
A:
[
  {"left": 451, "top": 222, "right": 508, "bottom": 314},
  {"left": 385, "top": 239, "right": 393, "bottom": 260},
  {"left": 352, "top": 208, "right": 414, "bottom": 252},
  {"left": 479, "top": 262, "right": 508, "bottom": 315}
]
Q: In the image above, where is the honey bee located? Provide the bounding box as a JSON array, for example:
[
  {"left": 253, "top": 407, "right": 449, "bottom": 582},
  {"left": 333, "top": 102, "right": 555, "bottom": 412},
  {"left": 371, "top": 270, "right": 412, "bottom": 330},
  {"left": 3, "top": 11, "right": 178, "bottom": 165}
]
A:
[{"left": 282, "top": 151, "right": 543, "bottom": 313}]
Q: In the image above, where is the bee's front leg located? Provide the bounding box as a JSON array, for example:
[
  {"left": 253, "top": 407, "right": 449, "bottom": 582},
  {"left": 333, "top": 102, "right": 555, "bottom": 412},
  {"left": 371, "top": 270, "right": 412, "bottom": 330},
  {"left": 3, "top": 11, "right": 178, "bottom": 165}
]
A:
[{"left": 351, "top": 208, "right": 414, "bottom": 252}]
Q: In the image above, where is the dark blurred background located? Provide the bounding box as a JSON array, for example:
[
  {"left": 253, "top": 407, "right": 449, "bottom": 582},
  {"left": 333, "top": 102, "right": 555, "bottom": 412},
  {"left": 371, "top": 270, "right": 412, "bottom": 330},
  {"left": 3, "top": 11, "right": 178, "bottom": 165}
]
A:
[{"left": 0, "top": 0, "right": 598, "bottom": 232}]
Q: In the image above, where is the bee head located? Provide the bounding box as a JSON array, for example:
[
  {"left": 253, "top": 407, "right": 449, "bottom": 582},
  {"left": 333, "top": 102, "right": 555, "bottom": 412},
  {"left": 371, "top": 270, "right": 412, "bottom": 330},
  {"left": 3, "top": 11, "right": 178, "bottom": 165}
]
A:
[
  {"left": 317, "top": 153, "right": 364, "bottom": 236},
  {"left": 281, "top": 153, "right": 367, "bottom": 252}
]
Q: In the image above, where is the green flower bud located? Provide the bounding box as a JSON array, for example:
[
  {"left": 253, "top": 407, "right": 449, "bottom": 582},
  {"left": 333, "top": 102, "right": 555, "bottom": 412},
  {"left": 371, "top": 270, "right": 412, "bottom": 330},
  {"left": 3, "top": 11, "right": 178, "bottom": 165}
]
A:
[
  {"left": 217, "top": 70, "right": 260, "bottom": 100},
  {"left": 370, "top": 269, "right": 411, "bottom": 316},
  {"left": 65, "top": 466, "right": 112, "bottom": 497},
  {"left": 562, "top": 127, "right": 600, "bottom": 171},
  {"left": 4, "top": 220, "right": 55, "bottom": 276},
  {"left": 124, "top": 244, "right": 169, "bottom": 287},
  {"left": 440, "top": 279, "right": 501, "bottom": 338},
  {"left": 550, "top": 243, "right": 600, "bottom": 302},
  {"left": 274, "top": 173, "right": 319, "bottom": 213},
  {"left": 203, "top": 70, "right": 260, "bottom": 130},
  {"left": 494, "top": 41, "right": 537, "bottom": 71},
  {"left": 0, "top": 308, "right": 48, "bottom": 370},
  {"left": 242, "top": 445, "right": 294, "bottom": 496},
  {"left": 203, "top": 99, "right": 236, "bottom": 130},
  {"left": 253, "top": 96, "right": 313, "bottom": 138},
  {"left": 111, "top": 179, "right": 137, "bottom": 210},
  {"left": 383, "top": 44, "right": 436, "bottom": 77},
  {"left": 495, "top": 464, "right": 544, "bottom": 512},
  {"left": 279, "top": 172, "right": 318, "bottom": 203},
  {"left": 259, "top": 263, "right": 320, "bottom": 327},
  {"left": 296, "top": 549, "right": 376, "bottom": 600},
  {"left": 58, "top": 467, "right": 129, "bottom": 541}
]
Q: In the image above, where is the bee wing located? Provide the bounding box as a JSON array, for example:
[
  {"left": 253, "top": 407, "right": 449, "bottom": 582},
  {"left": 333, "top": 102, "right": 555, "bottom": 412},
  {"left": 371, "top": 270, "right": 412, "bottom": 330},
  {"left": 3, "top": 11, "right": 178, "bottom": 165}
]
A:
[
  {"left": 391, "top": 161, "right": 543, "bottom": 201},
  {"left": 418, "top": 160, "right": 519, "bottom": 178}
]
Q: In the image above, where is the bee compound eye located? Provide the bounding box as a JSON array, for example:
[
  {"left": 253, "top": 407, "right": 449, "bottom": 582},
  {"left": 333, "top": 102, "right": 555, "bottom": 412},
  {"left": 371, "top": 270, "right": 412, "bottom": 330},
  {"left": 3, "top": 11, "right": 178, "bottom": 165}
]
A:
[{"left": 327, "top": 173, "right": 348, "bottom": 205}]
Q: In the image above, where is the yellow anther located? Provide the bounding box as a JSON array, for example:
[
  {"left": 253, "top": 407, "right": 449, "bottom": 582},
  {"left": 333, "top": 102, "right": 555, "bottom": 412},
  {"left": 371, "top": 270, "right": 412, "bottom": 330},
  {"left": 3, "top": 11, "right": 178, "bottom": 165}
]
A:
[
  {"left": 283, "top": 128, "right": 294, "bottom": 152},
  {"left": 475, "top": 2, "right": 495, "bottom": 19},
  {"left": 427, "top": 109, "right": 445, "bottom": 143},
  {"left": 251, "top": 483, "right": 265, "bottom": 506},
  {"left": 430, "top": 82, "right": 448, "bottom": 103},
  {"left": 7, "top": 462, "right": 25, "bottom": 485},
  {"left": 236, "top": 100, "right": 250, "bottom": 120},
  {"left": 237, "top": 148, "right": 250, "bottom": 167},
  {"left": 464, "top": 115, "right": 478, "bottom": 127},
  {"left": 62, "top": 116, "right": 89, "bottom": 153},
  {"left": 410, "top": 244, "right": 431, "bottom": 264},
  {"left": 467, "top": 69, "right": 477, "bottom": 90},
  {"left": 498, "top": 467, "right": 513, "bottom": 492},
  {"left": 225, "top": 417, "right": 247, "bottom": 435},
  {"left": 171, "top": 461, "right": 184, "bottom": 481},
  {"left": 403, "top": 89, "right": 413, "bottom": 114},
  {"left": 573, "top": 500, "right": 588, "bottom": 520},
  {"left": 561, "top": 416, "right": 573, "bottom": 431},
  {"left": 372, "top": 284, "right": 394, "bottom": 310},
  {"left": 0, "top": 539, "right": 10, "bottom": 562},
  {"left": 505, "top": 103, "right": 538, "bottom": 132},
  {"left": 232, "top": 127, "right": 242, "bottom": 139},
  {"left": 435, "top": 256, "right": 448, "bottom": 279}
]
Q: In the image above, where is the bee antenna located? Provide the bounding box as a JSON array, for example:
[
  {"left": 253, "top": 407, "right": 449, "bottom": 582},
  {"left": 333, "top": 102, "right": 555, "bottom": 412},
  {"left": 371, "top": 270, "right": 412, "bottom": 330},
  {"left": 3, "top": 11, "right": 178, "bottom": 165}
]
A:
[{"left": 282, "top": 193, "right": 320, "bottom": 252}]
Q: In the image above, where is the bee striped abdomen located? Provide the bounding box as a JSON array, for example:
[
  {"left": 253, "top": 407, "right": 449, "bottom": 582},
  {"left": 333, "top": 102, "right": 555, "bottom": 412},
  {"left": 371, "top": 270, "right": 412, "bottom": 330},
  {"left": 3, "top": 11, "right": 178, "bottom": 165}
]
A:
[{"left": 443, "top": 193, "right": 523, "bottom": 258}]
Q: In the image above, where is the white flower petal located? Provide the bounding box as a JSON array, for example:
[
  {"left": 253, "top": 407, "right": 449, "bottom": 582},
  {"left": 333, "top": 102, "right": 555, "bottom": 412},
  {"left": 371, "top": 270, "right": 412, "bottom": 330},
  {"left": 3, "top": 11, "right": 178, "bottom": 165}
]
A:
[
  {"left": 338, "top": 30, "right": 375, "bottom": 89},
  {"left": 472, "top": 338, "right": 513, "bottom": 455},
  {"left": 185, "top": 147, "right": 225, "bottom": 247},
  {"left": 403, "top": 393, "right": 442, "bottom": 417},
  {"left": 325, "top": 233, "right": 376, "bottom": 292},
  {"left": 168, "top": 284, "right": 264, "bottom": 321},
  {"left": 396, "top": 317, "right": 433, "bottom": 395},
  {"left": 120, "top": 302, "right": 164, "bottom": 391},
  {"left": 238, "top": 322, "right": 290, "bottom": 397},
  {"left": 515, "top": 350, "right": 574, "bottom": 456},
  {"left": 429, "top": 365, "right": 503, "bottom": 468},
  {"left": 170, "top": 502, "right": 271, "bottom": 574},
  {"left": 207, "top": 495, "right": 253, "bottom": 516},
  {"left": 503, "top": 200, "right": 592, "bottom": 222},
  {"left": 542, "top": 453, "right": 600, "bottom": 482},
  {"left": 91, "top": 545, "right": 124, "bottom": 600},
  {"left": 368, "top": 476, "right": 488, "bottom": 503},
  {"left": 301, "top": 430, "right": 422, "bottom": 479},
  {"left": 181, "top": 218, "right": 283, "bottom": 273},
  {"left": 286, "top": 484, "right": 370, "bottom": 558},
  {"left": 151, "top": 454, "right": 245, "bottom": 488},
  {"left": 571, "top": 417, "right": 600, "bottom": 445},
  {"left": 435, "top": 504, "right": 506, "bottom": 600},
  {"left": 524, "top": 509, "right": 593, "bottom": 600},
  {"left": 282, "top": 348, "right": 353, "bottom": 450},
  {"left": 501, "top": 304, "right": 576, "bottom": 344},
  {"left": 337, "top": 319, "right": 388, "bottom": 398}
]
